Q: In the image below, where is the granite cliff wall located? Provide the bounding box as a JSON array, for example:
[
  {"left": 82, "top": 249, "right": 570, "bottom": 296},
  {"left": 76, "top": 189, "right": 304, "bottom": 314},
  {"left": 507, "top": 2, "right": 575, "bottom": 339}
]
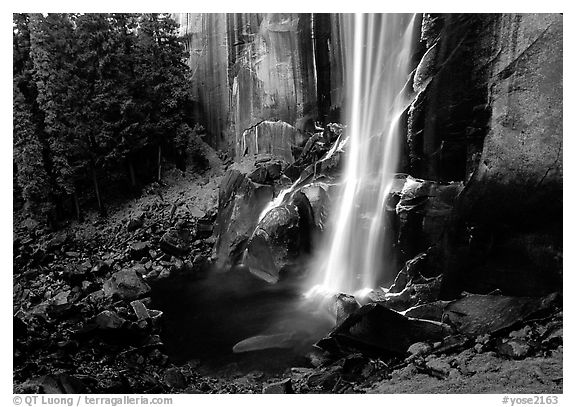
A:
[{"left": 174, "top": 13, "right": 346, "bottom": 157}]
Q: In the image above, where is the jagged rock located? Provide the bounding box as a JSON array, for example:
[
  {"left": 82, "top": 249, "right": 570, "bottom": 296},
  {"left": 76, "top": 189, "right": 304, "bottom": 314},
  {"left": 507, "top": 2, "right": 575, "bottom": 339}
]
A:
[
  {"left": 213, "top": 164, "right": 275, "bottom": 269},
  {"left": 45, "top": 233, "right": 68, "bottom": 252},
  {"left": 299, "top": 181, "right": 332, "bottom": 231},
  {"left": 103, "top": 269, "right": 151, "bottom": 300},
  {"left": 243, "top": 192, "right": 313, "bottom": 283},
  {"left": 443, "top": 292, "right": 559, "bottom": 337},
  {"left": 317, "top": 303, "right": 453, "bottom": 355},
  {"left": 127, "top": 218, "right": 144, "bottom": 232},
  {"left": 389, "top": 252, "right": 428, "bottom": 293},
  {"left": 408, "top": 342, "right": 432, "bottom": 357},
  {"left": 432, "top": 334, "right": 470, "bottom": 355},
  {"left": 425, "top": 355, "right": 452, "bottom": 376},
  {"left": 163, "top": 368, "right": 186, "bottom": 389},
  {"left": 30, "top": 374, "right": 87, "bottom": 394},
  {"left": 307, "top": 365, "right": 342, "bottom": 390},
  {"left": 341, "top": 354, "right": 373, "bottom": 381},
  {"left": 403, "top": 301, "right": 450, "bottom": 321},
  {"left": 196, "top": 219, "right": 213, "bottom": 239},
  {"left": 91, "top": 260, "right": 111, "bottom": 276},
  {"left": 160, "top": 223, "right": 194, "bottom": 257},
  {"left": 333, "top": 293, "right": 360, "bottom": 325},
  {"left": 262, "top": 378, "right": 293, "bottom": 394},
  {"left": 396, "top": 176, "right": 464, "bottom": 259},
  {"left": 130, "top": 300, "right": 150, "bottom": 320},
  {"left": 63, "top": 264, "right": 88, "bottom": 284},
  {"left": 496, "top": 339, "right": 531, "bottom": 359},
  {"left": 248, "top": 160, "right": 284, "bottom": 185},
  {"left": 130, "top": 242, "right": 150, "bottom": 260},
  {"left": 95, "top": 310, "right": 125, "bottom": 329},
  {"left": 381, "top": 274, "right": 443, "bottom": 312}
]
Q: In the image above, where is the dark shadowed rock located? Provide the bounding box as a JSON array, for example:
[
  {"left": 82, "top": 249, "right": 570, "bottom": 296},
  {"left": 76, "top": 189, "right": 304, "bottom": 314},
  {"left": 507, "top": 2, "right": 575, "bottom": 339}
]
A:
[
  {"left": 307, "top": 365, "right": 342, "bottom": 390},
  {"left": 243, "top": 192, "right": 314, "bottom": 283},
  {"left": 496, "top": 339, "right": 531, "bottom": 359},
  {"left": 91, "top": 260, "right": 111, "bottom": 276},
  {"left": 103, "top": 269, "right": 151, "bottom": 300},
  {"left": 243, "top": 203, "right": 300, "bottom": 283},
  {"left": 130, "top": 242, "right": 150, "bottom": 260},
  {"left": 443, "top": 293, "right": 559, "bottom": 337},
  {"left": 95, "top": 310, "right": 125, "bottom": 330},
  {"left": 163, "top": 368, "right": 187, "bottom": 389},
  {"left": 127, "top": 218, "right": 144, "bottom": 232},
  {"left": 160, "top": 221, "right": 195, "bottom": 257},
  {"left": 396, "top": 176, "right": 464, "bottom": 259},
  {"left": 196, "top": 219, "right": 213, "bottom": 239},
  {"left": 389, "top": 252, "right": 428, "bottom": 293},
  {"left": 318, "top": 303, "right": 452, "bottom": 355},
  {"left": 403, "top": 301, "right": 451, "bottom": 321},
  {"left": 213, "top": 164, "right": 275, "bottom": 269},
  {"left": 262, "top": 378, "right": 293, "bottom": 394}
]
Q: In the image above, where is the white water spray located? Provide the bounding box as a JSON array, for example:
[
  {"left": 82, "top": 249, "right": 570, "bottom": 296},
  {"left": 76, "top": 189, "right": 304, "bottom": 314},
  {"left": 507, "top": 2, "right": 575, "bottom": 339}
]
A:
[{"left": 308, "top": 13, "right": 416, "bottom": 297}]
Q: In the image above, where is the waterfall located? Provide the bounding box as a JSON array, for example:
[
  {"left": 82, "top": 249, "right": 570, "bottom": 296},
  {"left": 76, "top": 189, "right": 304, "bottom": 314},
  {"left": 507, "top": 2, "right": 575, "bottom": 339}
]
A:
[{"left": 308, "top": 13, "right": 416, "bottom": 297}]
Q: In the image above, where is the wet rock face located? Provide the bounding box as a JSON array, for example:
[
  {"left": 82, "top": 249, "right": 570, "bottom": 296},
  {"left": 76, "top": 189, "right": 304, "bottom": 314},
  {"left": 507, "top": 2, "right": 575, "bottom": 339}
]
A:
[
  {"left": 243, "top": 192, "right": 314, "bottom": 283},
  {"left": 409, "top": 13, "right": 562, "bottom": 223},
  {"left": 238, "top": 120, "right": 308, "bottom": 163},
  {"left": 393, "top": 175, "right": 464, "bottom": 262},
  {"left": 460, "top": 13, "right": 563, "bottom": 225},
  {"left": 213, "top": 156, "right": 305, "bottom": 270},
  {"left": 408, "top": 14, "right": 563, "bottom": 297},
  {"left": 174, "top": 14, "right": 321, "bottom": 154}
]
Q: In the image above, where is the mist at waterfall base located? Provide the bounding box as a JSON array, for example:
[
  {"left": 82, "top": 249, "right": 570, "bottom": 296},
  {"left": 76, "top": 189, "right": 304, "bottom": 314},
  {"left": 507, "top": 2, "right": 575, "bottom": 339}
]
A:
[
  {"left": 153, "top": 14, "right": 416, "bottom": 374},
  {"left": 152, "top": 265, "right": 335, "bottom": 375}
]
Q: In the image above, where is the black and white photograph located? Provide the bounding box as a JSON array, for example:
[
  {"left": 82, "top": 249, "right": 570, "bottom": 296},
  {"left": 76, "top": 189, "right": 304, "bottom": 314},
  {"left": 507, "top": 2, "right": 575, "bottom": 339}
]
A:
[{"left": 11, "top": 5, "right": 565, "bottom": 400}]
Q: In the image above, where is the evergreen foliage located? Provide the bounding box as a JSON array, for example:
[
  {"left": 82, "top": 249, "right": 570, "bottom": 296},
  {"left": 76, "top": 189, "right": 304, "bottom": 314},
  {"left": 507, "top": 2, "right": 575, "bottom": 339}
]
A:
[{"left": 13, "top": 13, "right": 201, "bottom": 223}]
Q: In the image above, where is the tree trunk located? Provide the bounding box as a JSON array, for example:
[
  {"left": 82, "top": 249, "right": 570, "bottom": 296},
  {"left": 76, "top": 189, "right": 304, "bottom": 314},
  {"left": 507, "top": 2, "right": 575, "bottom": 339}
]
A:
[
  {"left": 157, "top": 144, "right": 162, "bottom": 182},
  {"left": 73, "top": 190, "right": 81, "bottom": 221},
  {"left": 91, "top": 161, "right": 104, "bottom": 215},
  {"left": 128, "top": 160, "right": 136, "bottom": 189}
]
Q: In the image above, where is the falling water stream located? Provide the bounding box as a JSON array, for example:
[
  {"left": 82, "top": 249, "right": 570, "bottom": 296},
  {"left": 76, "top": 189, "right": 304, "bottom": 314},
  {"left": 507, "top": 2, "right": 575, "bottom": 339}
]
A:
[{"left": 308, "top": 13, "right": 416, "bottom": 298}]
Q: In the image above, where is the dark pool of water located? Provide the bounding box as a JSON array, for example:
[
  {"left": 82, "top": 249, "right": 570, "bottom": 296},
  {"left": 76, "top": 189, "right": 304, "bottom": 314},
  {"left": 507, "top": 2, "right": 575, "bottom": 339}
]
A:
[{"left": 151, "top": 267, "right": 333, "bottom": 377}]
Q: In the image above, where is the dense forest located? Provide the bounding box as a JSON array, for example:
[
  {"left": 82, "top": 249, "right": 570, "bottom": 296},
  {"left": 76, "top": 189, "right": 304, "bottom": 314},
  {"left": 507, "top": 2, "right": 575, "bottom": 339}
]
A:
[{"left": 13, "top": 13, "right": 204, "bottom": 225}]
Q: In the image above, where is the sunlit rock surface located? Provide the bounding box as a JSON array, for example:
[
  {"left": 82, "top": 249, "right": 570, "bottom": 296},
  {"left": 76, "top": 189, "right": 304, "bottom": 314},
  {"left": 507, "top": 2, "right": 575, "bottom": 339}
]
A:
[{"left": 173, "top": 13, "right": 344, "bottom": 155}]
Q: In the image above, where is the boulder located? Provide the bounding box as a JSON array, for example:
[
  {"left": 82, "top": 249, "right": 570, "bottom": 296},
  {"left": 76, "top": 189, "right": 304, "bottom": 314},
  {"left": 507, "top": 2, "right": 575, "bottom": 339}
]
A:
[
  {"left": 163, "top": 368, "right": 187, "bottom": 389},
  {"left": 317, "top": 303, "right": 453, "bottom": 355},
  {"left": 95, "top": 310, "right": 125, "bottom": 330},
  {"left": 103, "top": 269, "right": 151, "bottom": 300},
  {"left": 443, "top": 292, "right": 559, "bottom": 337},
  {"left": 160, "top": 223, "right": 194, "bottom": 257},
  {"left": 213, "top": 163, "right": 275, "bottom": 269},
  {"left": 130, "top": 300, "right": 150, "bottom": 320},
  {"left": 196, "top": 219, "right": 213, "bottom": 239},
  {"left": 262, "top": 378, "right": 293, "bottom": 394},
  {"left": 248, "top": 160, "right": 284, "bottom": 185},
  {"left": 127, "top": 218, "right": 144, "bottom": 232},
  {"left": 130, "top": 242, "right": 150, "bottom": 260},
  {"left": 243, "top": 192, "right": 313, "bottom": 283},
  {"left": 496, "top": 339, "right": 531, "bottom": 359}
]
